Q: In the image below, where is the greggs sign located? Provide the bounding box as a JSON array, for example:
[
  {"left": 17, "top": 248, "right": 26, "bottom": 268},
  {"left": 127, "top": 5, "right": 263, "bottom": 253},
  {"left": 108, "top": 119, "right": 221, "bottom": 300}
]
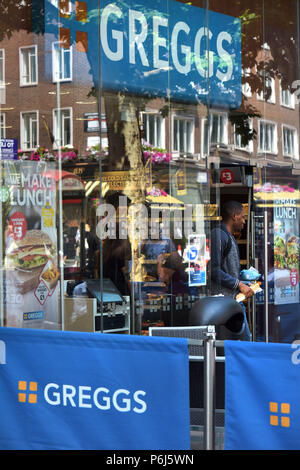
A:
[
  {"left": 45, "top": 0, "right": 241, "bottom": 107},
  {"left": 0, "top": 327, "right": 190, "bottom": 450}
]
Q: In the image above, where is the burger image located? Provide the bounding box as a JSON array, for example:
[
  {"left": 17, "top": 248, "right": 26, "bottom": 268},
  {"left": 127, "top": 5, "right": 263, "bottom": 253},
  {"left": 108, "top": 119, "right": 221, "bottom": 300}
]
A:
[
  {"left": 287, "top": 235, "right": 299, "bottom": 270},
  {"left": 6, "top": 230, "right": 56, "bottom": 294},
  {"left": 274, "top": 235, "right": 286, "bottom": 269},
  {"left": 6, "top": 230, "right": 54, "bottom": 270}
]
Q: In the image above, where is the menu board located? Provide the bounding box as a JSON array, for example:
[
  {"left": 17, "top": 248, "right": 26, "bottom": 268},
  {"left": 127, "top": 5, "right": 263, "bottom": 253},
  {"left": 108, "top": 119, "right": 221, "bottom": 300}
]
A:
[
  {"left": 3, "top": 161, "right": 60, "bottom": 328},
  {"left": 274, "top": 197, "right": 299, "bottom": 305}
]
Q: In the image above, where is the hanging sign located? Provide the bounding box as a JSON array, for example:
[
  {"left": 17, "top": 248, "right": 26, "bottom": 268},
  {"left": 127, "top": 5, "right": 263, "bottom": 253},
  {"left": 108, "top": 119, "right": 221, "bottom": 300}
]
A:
[{"left": 44, "top": 0, "right": 242, "bottom": 108}]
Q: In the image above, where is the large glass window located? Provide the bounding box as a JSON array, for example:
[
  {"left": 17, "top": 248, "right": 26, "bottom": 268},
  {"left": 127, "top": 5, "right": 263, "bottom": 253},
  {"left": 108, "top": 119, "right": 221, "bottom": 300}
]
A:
[{"left": 0, "top": 0, "right": 298, "bottom": 349}]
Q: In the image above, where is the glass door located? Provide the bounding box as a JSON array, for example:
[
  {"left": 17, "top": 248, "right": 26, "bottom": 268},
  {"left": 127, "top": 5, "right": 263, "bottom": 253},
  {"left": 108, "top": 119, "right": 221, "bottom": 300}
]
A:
[{"left": 253, "top": 166, "right": 300, "bottom": 343}]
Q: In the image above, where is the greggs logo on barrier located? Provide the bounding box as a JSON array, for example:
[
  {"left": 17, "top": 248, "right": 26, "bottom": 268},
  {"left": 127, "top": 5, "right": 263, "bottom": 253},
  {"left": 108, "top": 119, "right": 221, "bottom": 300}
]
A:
[{"left": 17, "top": 379, "right": 147, "bottom": 413}]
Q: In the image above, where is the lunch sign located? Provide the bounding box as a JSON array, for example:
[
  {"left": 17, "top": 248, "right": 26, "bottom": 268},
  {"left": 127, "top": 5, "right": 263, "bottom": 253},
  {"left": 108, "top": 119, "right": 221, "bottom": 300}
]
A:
[
  {"left": 44, "top": 0, "right": 242, "bottom": 108},
  {"left": 3, "top": 161, "right": 60, "bottom": 329}
]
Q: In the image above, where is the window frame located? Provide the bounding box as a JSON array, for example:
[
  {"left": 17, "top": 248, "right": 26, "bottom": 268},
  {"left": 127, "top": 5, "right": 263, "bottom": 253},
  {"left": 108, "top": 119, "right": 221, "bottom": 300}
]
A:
[
  {"left": 52, "top": 41, "right": 73, "bottom": 83},
  {"left": 234, "top": 119, "right": 253, "bottom": 153},
  {"left": 20, "top": 110, "right": 39, "bottom": 150},
  {"left": 0, "top": 113, "right": 6, "bottom": 139},
  {"left": 53, "top": 107, "right": 73, "bottom": 148},
  {"left": 172, "top": 114, "right": 195, "bottom": 157},
  {"left": 280, "top": 83, "right": 295, "bottom": 109},
  {"left": 202, "top": 111, "right": 228, "bottom": 156},
  {"left": 19, "top": 45, "right": 38, "bottom": 87},
  {"left": 257, "top": 75, "right": 276, "bottom": 104},
  {"left": 258, "top": 119, "right": 278, "bottom": 155},
  {"left": 282, "top": 124, "right": 298, "bottom": 158},
  {"left": 141, "top": 111, "right": 165, "bottom": 149},
  {"left": 0, "top": 49, "right": 5, "bottom": 88}
]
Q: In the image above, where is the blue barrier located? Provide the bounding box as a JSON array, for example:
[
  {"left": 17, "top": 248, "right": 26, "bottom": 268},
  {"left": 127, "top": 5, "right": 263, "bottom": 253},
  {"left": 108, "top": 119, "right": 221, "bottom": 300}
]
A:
[
  {"left": 225, "top": 340, "right": 300, "bottom": 450},
  {"left": 0, "top": 327, "right": 190, "bottom": 450}
]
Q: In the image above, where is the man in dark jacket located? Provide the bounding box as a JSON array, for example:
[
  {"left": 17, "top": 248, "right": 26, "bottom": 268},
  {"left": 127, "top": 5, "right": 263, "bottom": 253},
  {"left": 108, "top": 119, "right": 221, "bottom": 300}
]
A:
[{"left": 211, "top": 200, "right": 253, "bottom": 339}]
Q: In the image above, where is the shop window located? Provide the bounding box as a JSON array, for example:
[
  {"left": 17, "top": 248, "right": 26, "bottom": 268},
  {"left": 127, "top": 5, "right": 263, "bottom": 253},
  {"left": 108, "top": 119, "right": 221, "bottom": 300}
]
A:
[
  {"left": 257, "top": 75, "right": 276, "bottom": 104},
  {"left": 20, "top": 111, "right": 38, "bottom": 150},
  {"left": 53, "top": 107, "right": 72, "bottom": 148},
  {"left": 141, "top": 112, "right": 165, "bottom": 148},
  {"left": 203, "top": 112, "right": 228, "bottom": 155},
  {"left": 19, "top": 46, "right": 38, "bottom": 86},
  {"left": 234, "top": 120, "right": 253, "bottom": 152},
  {"left": 0, "top": 49, "right": 5, "bottom": 87},
  {"left": 173, "top": 116, "right": 194, "bottom": 155},
  {"left": 0, "top": 113, "right": 6, "bottom": 139},
  {"left": 280, "top": 85, "right": 295, "bottom": 109},
  {"left": 52, "top": 42, "right": 72, "bottom": 82},
  {"left": 258, "top": 120, "right": 277, "bottom": 154},
  {"left": 282, "top": 125, "right": 298, "bottom": 158}
]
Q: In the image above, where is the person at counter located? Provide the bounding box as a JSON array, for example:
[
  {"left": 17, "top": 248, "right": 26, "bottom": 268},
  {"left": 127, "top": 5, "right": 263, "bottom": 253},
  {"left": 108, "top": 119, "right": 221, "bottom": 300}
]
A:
[{"left": 211, "top": 200, "right": 253, "bottom": 340}]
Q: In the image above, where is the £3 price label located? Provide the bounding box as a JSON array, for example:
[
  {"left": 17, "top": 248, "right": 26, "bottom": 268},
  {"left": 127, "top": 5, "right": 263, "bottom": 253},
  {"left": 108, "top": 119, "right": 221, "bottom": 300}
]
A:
[{"left": 220, "top": 169, "right": 234, "bottom": 184}]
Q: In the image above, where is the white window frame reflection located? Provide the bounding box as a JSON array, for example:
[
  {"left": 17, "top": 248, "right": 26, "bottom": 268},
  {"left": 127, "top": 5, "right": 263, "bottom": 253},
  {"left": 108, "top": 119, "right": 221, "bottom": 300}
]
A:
[
  {"left": 19, "top": 45, "right": 38, "bottom": 86},
  {"left": 202, "top": 112, "right": 228, "bottom": 156},
  {"left": 172, "top": 115, "right": 195, "bottom": 156},
  {"left": 0, "top": 49, "right": 5, "bottom": 87},
  {"left": 20, "top": 111, "right": 39, "bottom": 150},
  {"left": 258, "top": 119, "right": 278, "bottom": 154},
  {"left": 0, "top": 113, "right": 6, "bottom": 139},
  {"left": 282, "top": 125, "right": 298, "bottom": 159},
  {"left": 257, "top": 75, "right": 276, "bottom": 104},
  {"left": 280, "top": 84, "right": 295, "bottom": 109},
  {"left": 141, "top": 112, "right": 165, "bottom": 149},
  {"left": 52, "top": 41, "right": 72, "bottom": 82},
  {"left": 242, "top": 68, "right": 252, "bottom": 98},
  {"left": 53, "top": 107, "right": 73, "bottom": 148},
  {"left": 234, "top": 119, "right": 253, "bottom": 153}
]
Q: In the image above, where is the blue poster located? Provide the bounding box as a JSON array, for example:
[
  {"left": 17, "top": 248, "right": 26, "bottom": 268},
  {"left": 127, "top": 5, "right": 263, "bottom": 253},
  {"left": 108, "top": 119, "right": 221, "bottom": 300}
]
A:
[
  {"left": 0, "top": 327, "right": 190, "bottom": 450},
  {"left": 225, "top": 340, "right": 300, "bottom": 450},
  {"left": 44, "top": 0, "right": 241, "bottom": 108},
  {"left": 0, "top": 139, "right": 18, "bottom": 159}
]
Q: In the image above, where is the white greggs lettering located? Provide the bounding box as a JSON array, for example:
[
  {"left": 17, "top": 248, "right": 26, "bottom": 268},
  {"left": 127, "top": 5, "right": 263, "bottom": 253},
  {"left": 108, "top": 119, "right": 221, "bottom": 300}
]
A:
[
  {"left": 100, "top": 3, "right": 234, "bottom": 82},
  {"left": 44, "top": 383, "right": 147, "bottom": 413}
]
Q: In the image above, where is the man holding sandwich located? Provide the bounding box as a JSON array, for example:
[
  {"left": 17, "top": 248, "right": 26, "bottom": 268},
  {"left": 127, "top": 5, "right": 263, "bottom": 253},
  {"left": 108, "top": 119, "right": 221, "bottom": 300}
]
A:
[{"left": 211, "top": 201, "right": 254, "bottom": 340}]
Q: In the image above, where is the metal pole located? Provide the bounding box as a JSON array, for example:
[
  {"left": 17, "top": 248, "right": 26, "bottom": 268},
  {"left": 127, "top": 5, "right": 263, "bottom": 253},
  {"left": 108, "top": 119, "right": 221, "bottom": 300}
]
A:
[
  {"left": 203, "top": 326, "right": 216, "bottom": 450},
  {"left": 264, "top": 210, "right": 269, "bottom": 342},
  {"left": 251, "top": 210, "right": 256, "bottom": 341}
]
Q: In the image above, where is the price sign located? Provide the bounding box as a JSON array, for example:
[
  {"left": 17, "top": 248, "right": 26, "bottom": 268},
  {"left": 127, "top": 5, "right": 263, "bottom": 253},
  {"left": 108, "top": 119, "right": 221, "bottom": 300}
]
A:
[
  {"left": 290, "top": 269, "right": 299, "bottom": 287},
  {"left": 34, "top": 281, "right": 49, "bottom": 305},
  {"left": 9, "top": 211, "right": 27, "bottom": 240},
  {"left": 220, "top": 169, "right": 234, "bottom": 184}
]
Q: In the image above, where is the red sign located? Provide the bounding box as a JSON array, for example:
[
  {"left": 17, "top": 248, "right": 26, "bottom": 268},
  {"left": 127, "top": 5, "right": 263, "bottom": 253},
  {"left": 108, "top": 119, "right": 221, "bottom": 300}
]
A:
[
  {"left": 220, "top": 169, "right": 234, "bottom": 184},
  {"left": 290, "top": 269, "right": 299, "bottom": 287},
  {"left": 9, "top": 211, "right": 27, "bottom": 240}
]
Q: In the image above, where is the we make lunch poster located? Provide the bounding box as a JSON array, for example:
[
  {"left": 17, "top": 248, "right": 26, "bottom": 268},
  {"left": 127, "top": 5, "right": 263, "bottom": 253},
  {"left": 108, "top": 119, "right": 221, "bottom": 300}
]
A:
[{"left": 3, "top": 160, "right": 60, "bottom": 329}]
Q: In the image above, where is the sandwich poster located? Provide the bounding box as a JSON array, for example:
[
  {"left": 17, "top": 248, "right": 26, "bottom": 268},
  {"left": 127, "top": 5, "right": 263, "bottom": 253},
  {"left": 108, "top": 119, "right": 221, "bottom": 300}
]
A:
[
  {"left": 274, "top": 197, "right": 299, "bottom": 305},
  {"left": 3, "top": 161, "right": 60, "bottom": 329}
]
